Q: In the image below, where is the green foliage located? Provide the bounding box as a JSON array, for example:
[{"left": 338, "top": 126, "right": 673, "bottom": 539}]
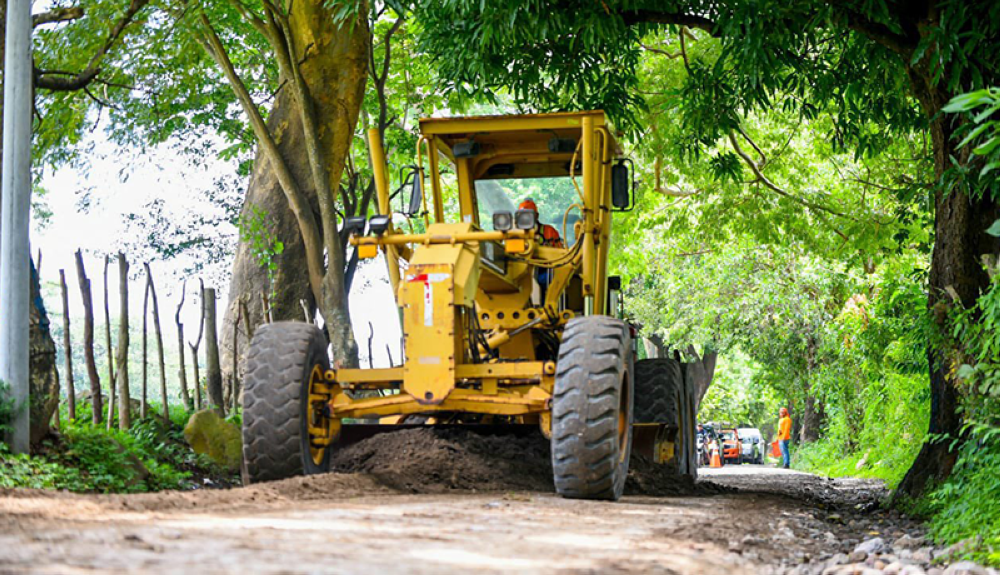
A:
[
  {"left": 0, "top": 403, "right": 234, "bottom": 493},
  {"left": 0, "top": 379, "right": 19, "bottom": 439},
  {"left": 239, "top": 206, "right": 285, "bottom": 294},
  {"left": 920, "top": 438, "right": 1000, "bottom": 566}
]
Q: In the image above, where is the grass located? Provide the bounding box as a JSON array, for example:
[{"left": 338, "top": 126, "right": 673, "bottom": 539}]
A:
[{"left": 1, "top": 402, "right": 238, "bottom": 494}]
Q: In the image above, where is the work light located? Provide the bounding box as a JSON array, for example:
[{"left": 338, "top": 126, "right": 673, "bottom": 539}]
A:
[
  {"left": 345, "top": 216, "right": 367, "bottom": 236},
  {"left": 514, "top": 209, "right": 537, "bottom": 230},
  {"left": 493, "top": 211, "right": 513, "bottom": 231},
  {"left": 368, "top": 215, "right": 391, "bottom": 236}
]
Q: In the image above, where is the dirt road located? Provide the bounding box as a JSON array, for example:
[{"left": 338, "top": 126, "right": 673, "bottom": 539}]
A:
[{"left": 0, "top": 463, "right": 920, "bottom": 575}]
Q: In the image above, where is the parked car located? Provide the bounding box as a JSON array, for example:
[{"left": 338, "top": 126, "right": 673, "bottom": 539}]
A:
[
  {"left": 720, "top": 428, "right": 742, "bottom": 464},
  {"left": 738, "top": 427, "right": 764, "bottom": 464}
]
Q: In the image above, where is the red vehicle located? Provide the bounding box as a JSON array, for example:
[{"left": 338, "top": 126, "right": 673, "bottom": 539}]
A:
[{"left": 720, "top": 428, "right": 742, "bottom": 464}]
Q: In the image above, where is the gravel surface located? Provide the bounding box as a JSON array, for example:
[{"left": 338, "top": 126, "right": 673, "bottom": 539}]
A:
[{"left": 0, "top": 429, "right": 995, "bottom": 574}]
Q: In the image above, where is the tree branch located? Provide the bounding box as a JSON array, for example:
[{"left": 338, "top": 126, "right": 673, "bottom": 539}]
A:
[
  {"left": 824, "top": 1, "right": 916, "bottom": 56},
  {"left": 35, "top": 0, "right": 151, "bottom": 92},
  {"left": 620, "top": 9, "right": 718, "bottom": 36},
  {"left": 196, "top": 10, "right": 326, "bottom": 303},
  {"left": 727, "top": 130, "right": 854, "bottom": 234},
  {"left": 33, "top": 7, "right": 85, "bottom": 27}
]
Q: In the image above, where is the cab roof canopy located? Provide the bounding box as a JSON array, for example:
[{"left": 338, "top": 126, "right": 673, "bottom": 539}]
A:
[{"left": 419, "top": 111, "right": 620, "bottom": 180}]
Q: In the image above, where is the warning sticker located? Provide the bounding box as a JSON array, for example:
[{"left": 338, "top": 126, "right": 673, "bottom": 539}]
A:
[{"left": 424, "top": 281, "right": 433, "bottom": 326}]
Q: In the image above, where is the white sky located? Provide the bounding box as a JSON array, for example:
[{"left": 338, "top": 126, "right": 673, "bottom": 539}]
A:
[{"left": 32, "top": 133, "right": 402, "bottom": 370}]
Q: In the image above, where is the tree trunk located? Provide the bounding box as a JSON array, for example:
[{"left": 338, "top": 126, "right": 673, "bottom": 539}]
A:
[
  {"left": 219, "top": 1, "right": 369, "bottom": 382},
  {"left": 74, "top": 251, "right": 101, "bottom": 424},
  {"left": 28, "top": 258, "right": 60, "bottom": 444},
  {"left": 144, "top": 263, "right": 169, "bottom": 421},
  {"left": 59, "top": 269, "right": 75, "bottom": 422},
  {"left": 175, "top": 282, "right": 190, "bottom": 410},
  {"left": 103, "top": 255, "right": 115, "bottom": 429},
  {"left": 190, "top": 343, "right": 202, "bottom": 411},
  {"left": 204, "top": 288, "right": 224, "bottom": 414},
  {"left": 141, "top": 274, "right": 150, "bottom": 419},
  {"left": 115, "top": 254, "right": 131, "bottom": 430},
  {"left": 897, "top": 67, "right": 1000, "bottom": 499}
]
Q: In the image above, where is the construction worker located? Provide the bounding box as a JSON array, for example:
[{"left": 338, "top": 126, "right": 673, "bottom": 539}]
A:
[
  {"left": 777, "top": 407, "right": 792, "bottom": 469},
  {"left": 519, "top": 198, "right": 565, "bottom": 248}
]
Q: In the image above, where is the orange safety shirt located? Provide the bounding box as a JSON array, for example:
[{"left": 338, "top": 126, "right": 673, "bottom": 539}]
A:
[
  {"left": 540, "top": 224, "right": 565, "bottom": 248},
  {"left": 778, "top": 416, "right": 792, "bottom": 441}
]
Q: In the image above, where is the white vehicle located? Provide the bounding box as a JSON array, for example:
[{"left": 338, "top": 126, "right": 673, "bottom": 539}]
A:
[{"left": 737, "top": 427, "right": 764, "bottom": 464}]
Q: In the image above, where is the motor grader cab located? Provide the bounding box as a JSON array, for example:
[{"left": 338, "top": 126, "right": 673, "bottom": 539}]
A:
[{"left": 240, "top": 111, "right": 698, "bottom": 500}]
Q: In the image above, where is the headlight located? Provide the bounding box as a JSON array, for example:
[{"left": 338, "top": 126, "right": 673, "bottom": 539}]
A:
[
  {"left": 493, "top": 211, "right": 513, "bottom": 231},
  {"left": 345, "top": 216, "right": 367, "bottom": 236},
  {"left": 514, "top": 209, "right": 537, "bottom": 230},
  {"left": 368, "top": 215, "right": 391, "bottom": 236}
]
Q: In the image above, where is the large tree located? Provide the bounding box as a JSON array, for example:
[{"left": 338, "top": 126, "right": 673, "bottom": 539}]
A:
[{"left": 410, "top": 0, "right": 1000, "bottom": 498}]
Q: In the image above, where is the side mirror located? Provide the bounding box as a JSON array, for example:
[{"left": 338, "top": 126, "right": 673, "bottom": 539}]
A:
[
  {"left": 406, "top": 169, "right": 423, "bottom": 216},
  {"left": 611, "top": 159, "right": 634, "bottom": 211}
]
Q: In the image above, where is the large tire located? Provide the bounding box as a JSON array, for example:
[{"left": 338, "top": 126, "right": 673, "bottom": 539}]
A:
[
  {"left": 242, "top": 322, "right": 331, "bottom": 484},
  {"left": 633, "top": 359, "right": 681, "bottom": 424},
  {"left": 551, "top": 316, "right": 633, "bottom": 500}
]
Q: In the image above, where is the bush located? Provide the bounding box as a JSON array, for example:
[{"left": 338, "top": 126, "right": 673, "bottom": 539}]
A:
[
  {"left": 0, "top": 378, "right": 20, "bottom": 439},
  {"left": 918, "top": 438, "right": 1000, "bottom": 566},
  {"left": 0, "top": 403, "right": 237, "bottom": 493}
]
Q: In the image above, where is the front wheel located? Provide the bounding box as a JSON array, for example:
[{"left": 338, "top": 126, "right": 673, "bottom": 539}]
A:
[
  {"left": 551, "top": 316, "right": 633, "bottom": 501},
  {"left": 242, "top": 322, "right": 333, "bottom": 484}
]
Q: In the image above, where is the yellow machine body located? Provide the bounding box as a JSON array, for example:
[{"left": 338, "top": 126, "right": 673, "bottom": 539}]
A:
[{"left": 312, "top": 111, "right": 635, "bottom": 448}]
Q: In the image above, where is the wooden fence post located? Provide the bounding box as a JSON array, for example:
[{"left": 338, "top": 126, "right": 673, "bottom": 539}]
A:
[
  {"left": 144, "top": 263, "right": 169, "bottom": 421},
  {"left": 74, "top": 251, "right": 101, "bottom": 424},
  {"left": 175, "top": 280, "right": 191, "bottom": 410},
  {"left": 59, "top": 269, "right": 76, "bottom": 421},
  {"left": 103, "top": 255, "right": 115, "bottom": 429},
  {"left": 141, "top": 273, "right": 150, "bottom": 419},
  {"left": 115, "top": 253, "right": 131, "bottom": 430},
  {"left": 204, "top": 287, "right": 224, "bottom": 414}
]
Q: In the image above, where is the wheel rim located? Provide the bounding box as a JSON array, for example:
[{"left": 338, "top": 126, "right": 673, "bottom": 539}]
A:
[
  {"left": 617, "top": 371, "right": 630, "bottom": 462},
  {"left": 306, "top": 365, "right": 334, "bottom": 466}
]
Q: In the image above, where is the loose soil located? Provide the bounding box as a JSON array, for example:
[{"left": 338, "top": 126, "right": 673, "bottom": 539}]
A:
[
  {"left": 0, "top": 428, "right": 926, "bottom": 574},
  {"left": 328, "top": 427, "right": 725, "bottom": 496}
]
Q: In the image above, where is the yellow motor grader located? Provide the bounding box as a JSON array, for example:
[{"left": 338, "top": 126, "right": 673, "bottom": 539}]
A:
[{"left": 241, "top": 111, "right": 698, "bottom": 500}]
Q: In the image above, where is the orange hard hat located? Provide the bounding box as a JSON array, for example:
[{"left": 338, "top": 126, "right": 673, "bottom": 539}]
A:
[{"left": 519, "top": 198, "right": 538, "bottom": 212}]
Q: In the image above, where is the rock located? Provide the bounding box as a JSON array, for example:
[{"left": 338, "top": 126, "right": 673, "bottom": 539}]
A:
[
  {"left": 826, "top": 553, "right": 850, "bottom": 567},
  {"left": 825, "top": 532, "right": 839, "bottom": 543},
  {"left": 183, "top": 409, "right": 242, "bottom": 471},
  {"left": 899, "top": 567, "right": 927, "bottom": 575},
  {"left": 855, "top": 538, "right": 887, "bottom": 555},
  {"left": 895, "top": 535, "right": 927, "bottom": 549},
  {"left": 943, "top": 562, "right": 989, "bottom": 575},
  {"left": 742, "top": 535, "right": 765, "bottom": 546},
  {"left": 848, "top": 551, "right": 868, "bottom": 563},
  {"left": 824, "top": 565, "right": 882, "bottom": 575},
  {"left": 936, "top": 538, "right": 978, "bottom": 561},
  {"left": 912, "top": 548, "right": 934, "bottom": 564}
]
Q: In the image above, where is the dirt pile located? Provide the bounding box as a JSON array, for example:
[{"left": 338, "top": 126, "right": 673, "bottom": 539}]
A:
[
  {"left": 330, "top": 427, "right": 554, "bottom": 493},
  {"left": 329, "top": 426, "right": 720, "bottom": 496}
]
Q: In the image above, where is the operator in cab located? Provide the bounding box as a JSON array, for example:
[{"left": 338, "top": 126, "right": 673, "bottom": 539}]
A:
[{"left": 519, "top": 198, "right": 565, "bottom": 248}]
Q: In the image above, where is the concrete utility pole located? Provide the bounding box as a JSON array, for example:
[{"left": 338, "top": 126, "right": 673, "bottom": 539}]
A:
[{"left": 0, "top": 0, "right": 34, "bottom": 454}]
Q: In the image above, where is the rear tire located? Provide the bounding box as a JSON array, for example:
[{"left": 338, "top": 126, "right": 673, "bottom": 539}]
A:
[
  {"left": 242, "top": 322, "right": 331, "bottom": 484},
  {"left": 551, "top": 316, "right": 633, "bottom": 500},
  {"left": 633, "top": 359, "right": 679, "bottom": 424},
  {"left": 633, "top": 358, "right": 698, "bottom": 477}
]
